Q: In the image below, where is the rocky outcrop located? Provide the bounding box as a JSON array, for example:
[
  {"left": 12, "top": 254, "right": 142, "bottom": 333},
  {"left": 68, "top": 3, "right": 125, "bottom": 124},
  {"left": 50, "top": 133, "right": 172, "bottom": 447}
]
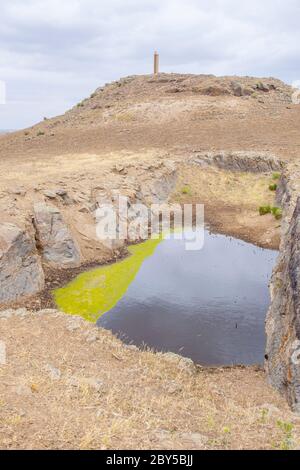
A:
[
  {"left": 266, "top": 166, "right": 300, "bottom": 412},
  {"left": 0, "top": 160, "right": 178, "bottom": 306},
  {"left": 190, "top": 151, "right": 283, "bottom": 173},
  {"left": 0, "top": 223, "right": 44, "bottom": 303},
  {"left": 33, "top": 203, "right": 81, "bottom": 268},
  {"left": 93, "top": 161, "right": 178, "bottom": 246}
]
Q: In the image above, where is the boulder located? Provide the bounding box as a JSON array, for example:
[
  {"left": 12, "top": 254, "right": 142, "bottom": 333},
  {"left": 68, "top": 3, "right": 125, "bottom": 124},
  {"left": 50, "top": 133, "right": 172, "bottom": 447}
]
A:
[
  {"left": 231, "top": 81, "right": 253, "bottom": 97},
  {"left": 191, "top": 151, "right": 283, "bottom": 173},
  {"left": 33, "top": 203, "right": 81, "bottom": 268},
  {"left": 0, "top": 223, "right": 44, "bottom": 303}
]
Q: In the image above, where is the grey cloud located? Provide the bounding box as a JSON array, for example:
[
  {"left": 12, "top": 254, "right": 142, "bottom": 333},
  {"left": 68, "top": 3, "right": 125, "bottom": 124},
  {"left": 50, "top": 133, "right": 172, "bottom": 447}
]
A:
[{"left": 0, "top": 0, "right": 300, "bottom": 128}]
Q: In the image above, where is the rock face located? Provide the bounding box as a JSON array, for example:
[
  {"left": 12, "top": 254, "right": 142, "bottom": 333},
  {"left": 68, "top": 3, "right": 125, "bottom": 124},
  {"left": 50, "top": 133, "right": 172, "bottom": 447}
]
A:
[
  {"left": 33, "top": 203, "right": 81, "bottom": 268},
  {"left": 266, "top": 168, "right": 300, "bottom": 412},
  {"left": 190, "top": 151, "right": 283, "bottom": 173},
  {"left": 0, "top": 223, "right": 44, "bottom": 303}
]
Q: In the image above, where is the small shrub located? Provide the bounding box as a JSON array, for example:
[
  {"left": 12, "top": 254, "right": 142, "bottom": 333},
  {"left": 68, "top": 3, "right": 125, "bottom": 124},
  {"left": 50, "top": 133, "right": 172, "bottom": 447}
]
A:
[
  {"left": 77, "top": 102, "right": 84, "bottom": 108},
  {"left": 90, "top": 92, "right": 97, "bottom": 99},
  {"left": 24, "top": 131, "right": 29, "bottom": 136},
  {"left": 269, "top": 183, "right": 277, "bottom": 191},
  {"left": 272, "top": 172, "right": 281, "bottom": 180},
  {"left": 272, "top": 207, "right": 283, "bottom": 220},
  {"left": 37, "top": 131, "right": 45, "bottom": 136},
  {"left": 181, "top": 185, "right": 192, "bottom": 195},
  {"left": 259, "top": 205, "right": 271, "bottom": 216}
]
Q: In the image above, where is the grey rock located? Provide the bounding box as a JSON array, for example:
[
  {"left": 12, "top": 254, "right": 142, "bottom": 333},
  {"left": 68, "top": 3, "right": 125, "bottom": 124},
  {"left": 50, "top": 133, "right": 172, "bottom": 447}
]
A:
[
  {"left": 165, "top": 380, "right": 182, "bottom": 394},
  {"left": 37, "top": 308, "right": 58, "bottom": 316},
  {"left": 43, "top": 190, "right": 57, "bottom": 199},
  {"left": 66, "top": 317, "right": 83, "bottom": 331},
  {"left": 14, "top": 308, "right": 28, "bottom": 317},
  {"left": 0, "top": 309, "right": 14, "bottom": 319},
  {"left": 0, "top": 223, "right": 44, "bottom": 303},
  {"left": 85, "top": 331, "right": 99, "bottom": 343},
  {"left": 179, "top": 432, "right": 208, "bottom": 449},
  {"left": 44, "top": 364, "right": 62, "bottom": 380},
  {"left": 55, "top": 189, "right": 73, "bottom": 205},
  {"left": 114, "top": 164, "right": 127, "bottom": 174},
  {"left": 33, "top": 203, "right": 81, "bottom": 268},
  {"left": 78, "top": 205, "right": 90, "bottom": 213},
  {"left": 55, "top": 189, "right": 67, "bottom": 197},
  {"left": 163, "top": 352, "right": 196, "bottom": 375},
  {"left": 125, "top": 344, "right": 139, "bottom": 352},
  {"left": 13, "top": 384, "right": 33, "bottom": 396}
]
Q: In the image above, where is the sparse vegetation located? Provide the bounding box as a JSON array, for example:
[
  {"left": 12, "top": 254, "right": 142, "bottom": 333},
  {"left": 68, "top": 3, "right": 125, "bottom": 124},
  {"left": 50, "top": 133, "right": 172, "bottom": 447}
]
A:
[
  {"left": 90, "top": 92, "right": 97, "bottom": 99},
  {"left": 269, "top": 183, "right": 277, "bottom": 191},
  {"left": 37, "top": 131, "right": 45, "bottom": 136},
  {"left": 272, "top": 207, "right": 283, "bottom": 220},
  {"left": 272, "top": 172, "right": 281, "bottom": 180}
]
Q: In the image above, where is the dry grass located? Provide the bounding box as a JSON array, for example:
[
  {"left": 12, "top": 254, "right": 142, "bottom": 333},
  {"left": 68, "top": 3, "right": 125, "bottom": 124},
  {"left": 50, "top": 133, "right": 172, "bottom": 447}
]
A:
[
  {"left": 0, "top": 310, "right": 299, "bottom": 450},
  {"left": 172, "top": 165, "right": 281, "bottom": 249},
  {"left": 174, "top": 165, "right": 275, "bottom": 209}
]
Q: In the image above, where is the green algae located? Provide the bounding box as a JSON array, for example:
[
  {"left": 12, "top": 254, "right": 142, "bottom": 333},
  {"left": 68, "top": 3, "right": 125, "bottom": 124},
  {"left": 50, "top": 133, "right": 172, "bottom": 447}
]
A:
[{"left": 53, "top": 238, "right": 162, "bottom": 323}]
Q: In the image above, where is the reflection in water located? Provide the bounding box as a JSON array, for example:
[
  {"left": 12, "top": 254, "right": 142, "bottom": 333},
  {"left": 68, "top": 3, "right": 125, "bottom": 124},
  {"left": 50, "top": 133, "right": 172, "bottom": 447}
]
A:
[{"left": 98, "top": 231, "right": 277, "bottom": 366}]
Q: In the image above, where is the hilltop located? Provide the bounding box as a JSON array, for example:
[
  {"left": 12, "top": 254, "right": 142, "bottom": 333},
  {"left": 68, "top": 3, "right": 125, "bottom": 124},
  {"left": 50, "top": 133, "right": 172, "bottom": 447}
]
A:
[{"left": 1, "top": 74, "right": 300, "bottom": 450}]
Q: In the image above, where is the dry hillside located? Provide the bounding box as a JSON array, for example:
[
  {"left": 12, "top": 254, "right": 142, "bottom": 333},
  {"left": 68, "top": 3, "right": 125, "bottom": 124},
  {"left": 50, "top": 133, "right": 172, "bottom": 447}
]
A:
[{"left": 1, "top": 73, "right": 300, "bottom": 450}]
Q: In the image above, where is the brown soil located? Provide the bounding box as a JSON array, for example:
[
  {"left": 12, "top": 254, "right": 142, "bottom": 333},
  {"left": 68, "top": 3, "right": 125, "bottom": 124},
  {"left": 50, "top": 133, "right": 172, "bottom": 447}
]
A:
[
  {"left": 1, "top": 310, "right": 300, "bottom": 450},
  {"left": 0, "top": 73, "right": 298, "bottom": 450}
]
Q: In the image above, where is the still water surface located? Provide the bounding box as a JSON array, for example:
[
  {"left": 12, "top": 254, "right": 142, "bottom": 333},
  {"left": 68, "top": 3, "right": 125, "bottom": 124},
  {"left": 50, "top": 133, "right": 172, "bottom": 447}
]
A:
[{"left": 97, "top": 230, "right": 277, "bottom": 365}]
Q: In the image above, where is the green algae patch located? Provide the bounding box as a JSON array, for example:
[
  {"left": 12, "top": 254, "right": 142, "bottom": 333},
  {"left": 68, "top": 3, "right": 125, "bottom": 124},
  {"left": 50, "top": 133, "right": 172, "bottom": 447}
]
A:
[{"left": 53, "top": 238, "right": 162, "bottom": 323}]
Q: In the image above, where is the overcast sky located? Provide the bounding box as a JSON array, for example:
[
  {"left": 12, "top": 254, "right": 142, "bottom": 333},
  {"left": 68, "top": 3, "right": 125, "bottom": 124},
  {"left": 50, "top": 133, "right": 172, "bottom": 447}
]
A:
[{"left": 0, "top": 0, "right": 300, "bottom": 129}]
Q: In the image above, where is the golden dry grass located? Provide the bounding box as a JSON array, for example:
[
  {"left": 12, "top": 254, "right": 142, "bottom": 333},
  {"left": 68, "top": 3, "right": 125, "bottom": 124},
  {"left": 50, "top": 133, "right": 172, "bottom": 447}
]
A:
[{"left": 172, "top": 165, "right": 281, "bottom": 249}]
